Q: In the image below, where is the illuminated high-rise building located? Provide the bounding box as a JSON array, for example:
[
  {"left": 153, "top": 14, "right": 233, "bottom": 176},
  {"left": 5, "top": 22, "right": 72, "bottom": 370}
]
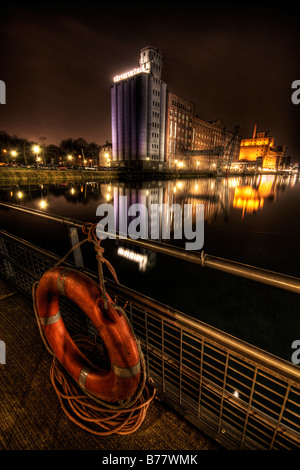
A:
[
  {"left": 110, "top": 47, "right": 241, "bottom": 171},
  {"left": 110, "top": 46, "right": 167, "bottom": 169}
]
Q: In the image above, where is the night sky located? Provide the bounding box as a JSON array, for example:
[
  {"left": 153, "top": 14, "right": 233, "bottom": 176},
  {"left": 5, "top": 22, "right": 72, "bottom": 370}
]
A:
[{"left": 1, "top": 2, "right": 300, "bottom": 160}]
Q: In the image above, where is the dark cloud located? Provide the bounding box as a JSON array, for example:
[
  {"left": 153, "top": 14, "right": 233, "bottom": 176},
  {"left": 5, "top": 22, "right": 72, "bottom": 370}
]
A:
[{"left": 1, "top": 2, "right": 300, "bottom": 158}]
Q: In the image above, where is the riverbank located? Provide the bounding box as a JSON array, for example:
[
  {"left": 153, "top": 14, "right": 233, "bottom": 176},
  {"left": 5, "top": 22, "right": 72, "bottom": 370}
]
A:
[{"left": 0, "top": 167, "right": 286, "bottom": 185}]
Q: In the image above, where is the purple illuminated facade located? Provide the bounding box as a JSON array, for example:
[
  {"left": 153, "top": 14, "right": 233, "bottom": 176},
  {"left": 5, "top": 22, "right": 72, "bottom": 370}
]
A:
[{"left": 110, "top": 46, "right": 167, "bottom": 169}]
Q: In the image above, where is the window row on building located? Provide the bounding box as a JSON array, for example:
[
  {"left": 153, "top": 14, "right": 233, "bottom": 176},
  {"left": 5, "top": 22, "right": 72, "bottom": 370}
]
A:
[{"left": 165, "top": 91, "right": 241, "bottom": 169}]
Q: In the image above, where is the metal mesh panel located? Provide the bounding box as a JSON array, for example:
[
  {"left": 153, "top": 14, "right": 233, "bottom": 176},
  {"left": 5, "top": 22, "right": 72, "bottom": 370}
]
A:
[
  {"left": 113, "top": 288, "right": 300, "bottom": 450},
  {"left": 0, "top": 233, "right": 89, "bottom": 337}
]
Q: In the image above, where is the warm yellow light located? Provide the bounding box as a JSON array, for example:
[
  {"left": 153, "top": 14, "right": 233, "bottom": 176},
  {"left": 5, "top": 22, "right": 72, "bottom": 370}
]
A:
[
  {"left": 71, "top": 187, "right": 75, "bottom": 195},
  {"left": 11, "top": 150, "right": 17, "bottom": 157},
  {"left": 68, "top": 155, "right": 72, "bottom": 160},
  {"left": 40, "top": 200, "right": 47, "bottom": 209},
  {"left": 18, "top": 191, "right": 23, "bottom": 199},
  {"left": 33, "top": 145, "right": 40, "bottom": 153}
]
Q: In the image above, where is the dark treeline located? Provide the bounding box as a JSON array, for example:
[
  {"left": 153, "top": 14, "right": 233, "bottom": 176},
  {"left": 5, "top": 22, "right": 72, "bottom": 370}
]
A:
[{"left": 0, "top": 130, "right": 102, "bottom": 165}]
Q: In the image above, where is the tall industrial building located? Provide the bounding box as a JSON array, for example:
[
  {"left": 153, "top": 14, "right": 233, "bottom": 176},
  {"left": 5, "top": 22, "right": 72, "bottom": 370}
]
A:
[
  {"left": 111, "top": 46, "right": 167, "bottom": 169},
  {"left": 110, "top": 47, "right": 241, "bottom": 170}
]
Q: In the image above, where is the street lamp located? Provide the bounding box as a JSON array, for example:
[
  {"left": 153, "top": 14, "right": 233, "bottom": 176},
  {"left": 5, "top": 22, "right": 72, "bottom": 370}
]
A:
[
  {"left": 11, "top": 150, "right": 17, "bottom": 163},
  {"left": 33, "top": 145, "right": 40, "bottom": 163}
]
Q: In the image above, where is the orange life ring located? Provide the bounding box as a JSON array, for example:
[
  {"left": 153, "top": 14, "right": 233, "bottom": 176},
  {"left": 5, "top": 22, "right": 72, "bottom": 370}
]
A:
[{"left": 35, "top": 267, "right": 141, "bottom": 403}]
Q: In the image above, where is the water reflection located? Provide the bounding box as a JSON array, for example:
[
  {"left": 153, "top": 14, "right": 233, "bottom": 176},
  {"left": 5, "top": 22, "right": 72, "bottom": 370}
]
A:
[
  {"left": 233, "top": 174, "right": 279, "bottom": 217},
  {"left": 3, "top": 174, "right": 298, "bottom": 217},
  {"left": 1, "top": 173, "right": 299, "bottom": 271}
]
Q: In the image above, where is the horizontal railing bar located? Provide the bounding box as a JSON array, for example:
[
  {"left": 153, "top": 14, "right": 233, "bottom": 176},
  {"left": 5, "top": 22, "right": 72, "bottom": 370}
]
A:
[{"left": 1, "top": 202, "right": 300, "bottom": 295}]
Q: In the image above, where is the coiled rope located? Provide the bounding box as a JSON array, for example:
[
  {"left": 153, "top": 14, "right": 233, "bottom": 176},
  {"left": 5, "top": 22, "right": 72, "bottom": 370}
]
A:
[{"left": 32, "top": 222, "right": 156, "bottom": 435}]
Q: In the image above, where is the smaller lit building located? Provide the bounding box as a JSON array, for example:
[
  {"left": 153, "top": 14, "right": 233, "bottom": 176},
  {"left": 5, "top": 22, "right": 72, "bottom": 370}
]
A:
[
  {"left": 238, "top": 124, "right": 286, "bottom": 170},
  {"left": 99, "top": 142, "right": 112, "bottom": 167}
]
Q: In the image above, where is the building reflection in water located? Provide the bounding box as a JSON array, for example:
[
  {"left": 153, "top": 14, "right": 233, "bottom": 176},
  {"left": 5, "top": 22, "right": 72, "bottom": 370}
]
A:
[
  {"left": 1, "top": 173, "right": 299, "bottom": 271},
  {"left": 232, "top": 174, "right": 298, "bottom": 218}
]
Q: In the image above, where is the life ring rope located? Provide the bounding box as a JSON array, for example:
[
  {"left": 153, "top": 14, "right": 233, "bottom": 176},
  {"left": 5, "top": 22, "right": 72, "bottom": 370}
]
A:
[{"left": 32, "top": 222, "right": 156, "bottom": 433}]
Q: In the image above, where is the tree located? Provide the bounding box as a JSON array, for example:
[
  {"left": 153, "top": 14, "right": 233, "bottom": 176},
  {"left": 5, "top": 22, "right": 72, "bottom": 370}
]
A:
[{"left": 46, "top": 144, "right": 61, "bottom": 164}]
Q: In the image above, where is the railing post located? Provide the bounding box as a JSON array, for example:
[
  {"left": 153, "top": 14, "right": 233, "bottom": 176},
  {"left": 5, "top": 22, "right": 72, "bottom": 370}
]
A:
[{"left": 68, "top": 226, "right": 84, "bottom": 268}]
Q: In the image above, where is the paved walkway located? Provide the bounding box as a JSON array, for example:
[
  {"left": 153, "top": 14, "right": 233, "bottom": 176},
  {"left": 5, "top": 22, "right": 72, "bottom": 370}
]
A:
[{"left": 0, "top": 276, "right": 221, "bottom": 451}]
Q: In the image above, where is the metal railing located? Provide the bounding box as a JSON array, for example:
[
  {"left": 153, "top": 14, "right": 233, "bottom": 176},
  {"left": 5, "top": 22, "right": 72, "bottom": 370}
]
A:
[
  {"left": 1, "top": 202, "right": 300, "bottom": 295},
  {"left": 0, "top": 202, "right": 300, "bottom": 449}
]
